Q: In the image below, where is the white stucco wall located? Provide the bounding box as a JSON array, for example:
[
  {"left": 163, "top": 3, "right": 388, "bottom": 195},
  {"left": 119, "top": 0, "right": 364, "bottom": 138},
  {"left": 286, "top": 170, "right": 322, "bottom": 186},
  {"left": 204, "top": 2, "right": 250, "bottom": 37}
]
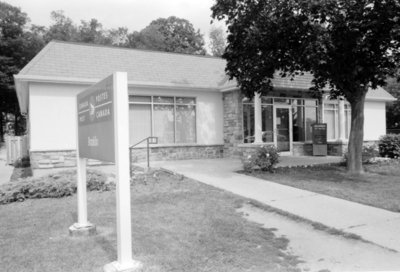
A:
[
  {"left": 29, "top": 83, "right": 87, "bottom": 151},
  {"left": 364, "top": 100, "right": 387, "bottom": 141},
  {"left": 28, "top": 82, "right": 224, "bottom": 152}
]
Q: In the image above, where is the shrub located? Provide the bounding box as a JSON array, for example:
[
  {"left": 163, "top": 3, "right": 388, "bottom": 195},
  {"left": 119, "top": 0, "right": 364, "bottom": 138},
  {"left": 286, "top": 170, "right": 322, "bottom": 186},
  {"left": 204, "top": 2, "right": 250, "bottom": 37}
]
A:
[
  {"left": 342, "top": 144, "right": 381, "bottom": 164},
  {"left": 242, "top": 145, "right": 280, "bottom": 172},
  {"left": 379, "top": 134, "right": 400, "bottom": 159},
  {"left": 0, "top": 170, "right": 114, "bottom": 205},
  {"left": 0, "top": 177, "right": 76, "bottom": 204},
  {"left": 87, "top": 170, "right": 115, "bottom": 191}
]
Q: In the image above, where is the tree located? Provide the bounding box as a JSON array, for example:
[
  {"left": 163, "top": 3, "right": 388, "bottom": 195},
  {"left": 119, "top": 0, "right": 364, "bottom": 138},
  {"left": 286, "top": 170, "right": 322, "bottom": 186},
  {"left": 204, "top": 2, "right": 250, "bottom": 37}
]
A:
[
  {"left": 77, "top": 18, "right": 107, "bottom": 44},
  {"left": 0, "top": 1, "right": 45, "bottom": 138},
  {"left": 44, "top": 10, "right": 78, "bottom": 42},
  {"left": 212, "top": 0, "right": 400, "bottom": 174},
  {"left": 209, "top": 25, "right": 226, "bottom": 57},
  {"left": 106, "top": 27, "right": 129, "bottom": 46},
  {"left": 134, "top": 16, "right": 206, "bottom": 55},
  {"left": 126, "top": 31, "right": 142, "bottom": 48}
]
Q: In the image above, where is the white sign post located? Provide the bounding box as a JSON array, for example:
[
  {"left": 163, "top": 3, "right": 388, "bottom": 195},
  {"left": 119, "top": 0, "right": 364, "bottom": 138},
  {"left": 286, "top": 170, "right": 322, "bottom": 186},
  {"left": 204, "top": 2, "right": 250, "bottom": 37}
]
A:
[
  {"left": 68, "top": 155, "right": 95, "bottom": 235},
  {"left": 73, "top": 72, "right": 141, "bottom": 272},
  {"left": 104, "top": 72, "right": 142, "bottom": 272}
]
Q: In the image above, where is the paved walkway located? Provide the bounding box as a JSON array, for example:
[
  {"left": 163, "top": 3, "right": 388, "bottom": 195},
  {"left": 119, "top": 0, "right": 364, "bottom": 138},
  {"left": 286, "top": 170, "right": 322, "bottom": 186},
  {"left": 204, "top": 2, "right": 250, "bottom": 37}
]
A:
[
  {"left": 148, "top": 158, "right": 400, "bottom": 253},
  {"left": 0, "top": 143, "right": 14, "bottom": 184}
]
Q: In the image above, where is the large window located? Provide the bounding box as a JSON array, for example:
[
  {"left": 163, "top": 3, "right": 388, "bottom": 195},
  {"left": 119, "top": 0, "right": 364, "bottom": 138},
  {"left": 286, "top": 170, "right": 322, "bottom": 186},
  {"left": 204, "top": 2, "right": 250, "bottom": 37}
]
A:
[
  {"left": 323, "top": 101, "right": 351, "bottom": 140},
  {"left": 324, "top": 103, "right": 338, "bottom": 140},
  {"left": 129, "top": 95, "right": 196, "bottom": 145},
  {"left": 345, "top": 104, "right": 351, "bottom": 138}
]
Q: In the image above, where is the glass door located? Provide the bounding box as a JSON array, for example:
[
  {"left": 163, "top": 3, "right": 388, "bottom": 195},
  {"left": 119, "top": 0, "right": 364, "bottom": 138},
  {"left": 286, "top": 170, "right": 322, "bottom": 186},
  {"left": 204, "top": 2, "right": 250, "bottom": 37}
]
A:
[{"left": 274, "top": 106, "right": 292, "bottom": 153}]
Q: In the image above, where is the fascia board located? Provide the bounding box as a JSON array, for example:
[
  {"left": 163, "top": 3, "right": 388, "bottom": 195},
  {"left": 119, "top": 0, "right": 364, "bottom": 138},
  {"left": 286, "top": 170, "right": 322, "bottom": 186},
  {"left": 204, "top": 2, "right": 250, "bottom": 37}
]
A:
[{"left": 13, "top": 75, "right": 220, "bottom": 92}]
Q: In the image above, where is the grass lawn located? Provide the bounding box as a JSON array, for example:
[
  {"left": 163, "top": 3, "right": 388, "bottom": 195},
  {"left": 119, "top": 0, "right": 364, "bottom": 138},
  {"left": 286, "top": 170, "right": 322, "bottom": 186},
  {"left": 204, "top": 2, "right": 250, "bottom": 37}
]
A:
[
  {"left": 246, "top": 159, "right": 400, "bottom": 212},
  {"left": 0, "top": 170, "right": 300, "bottom": 272}
]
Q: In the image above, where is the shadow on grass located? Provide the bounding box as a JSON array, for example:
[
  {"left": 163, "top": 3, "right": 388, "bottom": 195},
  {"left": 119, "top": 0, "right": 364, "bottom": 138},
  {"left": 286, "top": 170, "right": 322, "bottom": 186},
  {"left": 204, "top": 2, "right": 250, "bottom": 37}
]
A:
[
  {"left": 94, "top": 232, "right": 117, "bottom": 261},
  {"left": 243, "top": 160, "right": 400, "bottom": 212}
]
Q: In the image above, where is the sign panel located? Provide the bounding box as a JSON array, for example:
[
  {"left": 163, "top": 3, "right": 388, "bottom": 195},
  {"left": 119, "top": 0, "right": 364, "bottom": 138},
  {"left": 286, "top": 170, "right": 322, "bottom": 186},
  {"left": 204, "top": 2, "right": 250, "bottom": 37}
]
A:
[
  {"left": 77, "top": 75, "right": 115, "bottom": 162},
  {"left": 312, "top": 123, "right": 327, "bottom": 145}
]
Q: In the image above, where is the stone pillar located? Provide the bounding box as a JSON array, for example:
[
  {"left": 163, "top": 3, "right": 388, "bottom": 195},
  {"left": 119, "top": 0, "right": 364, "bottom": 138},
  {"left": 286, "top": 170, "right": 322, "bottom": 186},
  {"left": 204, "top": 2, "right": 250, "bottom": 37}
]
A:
[
  {"left": 222, "top": 90, "right": 244, "bottom": 157},
  {"left": 254, "top": 92, "right": 263, "bottom": 143},
  {"left": 338, "top": 98, "right": 346, "bottom": 141}
]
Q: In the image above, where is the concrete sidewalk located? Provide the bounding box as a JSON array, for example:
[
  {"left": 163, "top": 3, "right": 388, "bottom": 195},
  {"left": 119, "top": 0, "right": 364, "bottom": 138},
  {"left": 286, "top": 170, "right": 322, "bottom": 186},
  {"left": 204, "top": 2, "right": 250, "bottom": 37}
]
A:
[
  {"left": 0, "top": 144, "right": 14, "bottom": 184},
  {"left": 148, "top": 158, "right": 400, "bottom": 253}
]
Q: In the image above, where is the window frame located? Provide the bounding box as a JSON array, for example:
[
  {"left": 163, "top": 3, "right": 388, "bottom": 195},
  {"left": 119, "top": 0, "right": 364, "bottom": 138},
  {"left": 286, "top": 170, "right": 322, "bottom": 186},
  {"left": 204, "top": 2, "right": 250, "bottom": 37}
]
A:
[
  {"left": 323, "top": 102, "right": 339, "bottom": 140},
  {"left": 129, "top": 95, "right": 197, "bottom": 145},
  {"left": 323, "top": 100, "right": 352, "bottom": 140}
]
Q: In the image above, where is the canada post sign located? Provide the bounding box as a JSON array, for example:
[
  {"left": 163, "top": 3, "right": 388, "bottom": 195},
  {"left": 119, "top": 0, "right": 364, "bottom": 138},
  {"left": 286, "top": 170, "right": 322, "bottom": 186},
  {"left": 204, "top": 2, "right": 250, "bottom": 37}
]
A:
[{"left": 77, "top": 75, "right": 115, "bottom": 162}]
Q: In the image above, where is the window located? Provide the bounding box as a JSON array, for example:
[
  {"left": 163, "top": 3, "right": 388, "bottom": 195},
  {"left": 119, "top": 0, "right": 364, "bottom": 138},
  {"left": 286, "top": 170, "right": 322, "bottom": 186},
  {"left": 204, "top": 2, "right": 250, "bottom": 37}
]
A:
[
  {"left": 129, "top": 95, "right": 196, "bottom": 145},
  {"left": 323, "top": 101, "right": 351, "bottom": 140},
  {"left": 262, "top": 104, "right": 273, "bottom": 142},
  {"left": 292, "top": 103, "right": 305, "bottom": 142},
  {"left": 345, "top": 104, "right": 351, "bottom": 139},
  {"left": 324, "top": 104, "right": 338, "bottom": 140},
  {"left": 176, "top": 98, "right": 196, "bottom": 143},
  {"left": 243, "top": 99, "right": 254, "bottom": 143},
  {"left": 304, "top": 106, "right": 317, "bottom": 141},
  {"left": 292, "top": 99, "right": 317, "bottom": 142},
  {"left": 242, "top": 97, "right": 318, "bottom": 144}
]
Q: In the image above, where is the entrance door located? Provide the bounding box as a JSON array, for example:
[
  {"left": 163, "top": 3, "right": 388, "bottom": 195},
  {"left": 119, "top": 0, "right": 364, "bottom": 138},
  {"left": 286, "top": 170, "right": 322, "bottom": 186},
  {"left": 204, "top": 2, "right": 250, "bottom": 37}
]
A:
[{"left": 274, "top": 106, "right": 292, "bottom": 153}]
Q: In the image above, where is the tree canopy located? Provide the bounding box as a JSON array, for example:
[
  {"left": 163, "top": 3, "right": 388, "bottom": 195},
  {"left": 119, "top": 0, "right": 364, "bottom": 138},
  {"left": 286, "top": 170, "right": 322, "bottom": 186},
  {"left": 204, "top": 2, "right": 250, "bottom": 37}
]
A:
[
  {"left": 43, "top": 12, "right": 206, "bottom": 54},
  {"left": 134, "top": 16, "right": 206, "bottom": 55},
  {"left": 0, "top": 1, "right": 44, "bottom": 113},
  {"left": 209, "top": 25, "right": 226, "bottom": 57},
  {"left": 212, "top": 0, "right": 400, "bottom": 174}
]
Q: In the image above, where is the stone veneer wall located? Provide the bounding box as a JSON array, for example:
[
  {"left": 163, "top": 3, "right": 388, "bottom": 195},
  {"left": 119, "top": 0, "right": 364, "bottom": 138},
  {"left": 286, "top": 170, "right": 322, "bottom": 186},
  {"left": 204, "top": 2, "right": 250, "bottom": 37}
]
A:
[
  {"left": 130, "top": 145, "right": 224, "bottom": 163},
  {"left": 30, "top": 150, "right": 77, "bottom": 169},
  {"left": 239, "top": 142, "right": 347, "bottom": 157},
  {"left": 30, "top": 145, "right": 224, "bottom": 169},
  {"left": 222, "top": 90, "right": 244, "bottom": 158},
  {"left": 30, "top": 150, "right": 109, "bottom": 169},
  {"left": 327, "top": 142, "right": 348, "bottom": 156},
  {"left": 293, "top": 142, "right": 347, "bottom": 156}
]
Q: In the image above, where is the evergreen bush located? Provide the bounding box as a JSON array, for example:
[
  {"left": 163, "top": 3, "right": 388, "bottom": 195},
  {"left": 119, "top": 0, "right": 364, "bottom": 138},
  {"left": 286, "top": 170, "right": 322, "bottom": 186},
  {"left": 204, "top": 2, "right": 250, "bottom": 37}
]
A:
[{"left": 379, "top": 134, "right": 400, "bottom": 159}]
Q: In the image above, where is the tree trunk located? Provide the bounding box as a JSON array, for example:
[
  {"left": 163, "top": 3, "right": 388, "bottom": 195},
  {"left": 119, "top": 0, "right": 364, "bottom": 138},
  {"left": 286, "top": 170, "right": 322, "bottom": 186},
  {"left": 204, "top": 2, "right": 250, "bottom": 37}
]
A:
[{"left": 347, "top": 91, "right": 367, "bottom": 174}]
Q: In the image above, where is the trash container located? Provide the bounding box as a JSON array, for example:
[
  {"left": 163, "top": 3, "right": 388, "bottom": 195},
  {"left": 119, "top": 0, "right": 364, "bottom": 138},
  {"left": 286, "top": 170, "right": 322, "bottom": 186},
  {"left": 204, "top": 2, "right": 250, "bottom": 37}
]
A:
[{"left": 312, "top": 124, "right": 327, "bottom": 156}]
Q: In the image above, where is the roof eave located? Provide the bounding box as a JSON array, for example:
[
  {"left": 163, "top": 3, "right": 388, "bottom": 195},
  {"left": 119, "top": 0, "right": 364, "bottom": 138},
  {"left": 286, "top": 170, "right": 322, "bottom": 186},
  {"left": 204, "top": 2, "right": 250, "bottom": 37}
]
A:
[
  {"left": 365, "top": 97, "right": 397, "bottom": 102},
  {"left": 13, "top": 74, "right": 221, "bottom": 92}
]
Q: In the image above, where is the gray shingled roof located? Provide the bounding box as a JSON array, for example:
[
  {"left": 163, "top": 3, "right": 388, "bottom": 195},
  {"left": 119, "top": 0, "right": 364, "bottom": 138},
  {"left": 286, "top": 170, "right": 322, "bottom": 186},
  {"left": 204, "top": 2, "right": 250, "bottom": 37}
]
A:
[
  {"left": 17, "top": 41, "right": 317, "bottom": 89},
  {"left": 19, "top": 41, "right": 229, "bottom": 88},
  {"left": 17, "top": 41, "right": 395, "bottom": 101}
]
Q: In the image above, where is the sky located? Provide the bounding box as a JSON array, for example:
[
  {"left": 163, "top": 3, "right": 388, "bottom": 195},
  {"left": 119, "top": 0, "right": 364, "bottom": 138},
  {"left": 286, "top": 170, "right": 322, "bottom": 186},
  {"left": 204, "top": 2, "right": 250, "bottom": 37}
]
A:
[{"left": 6, "top": 0, "right": 224, "bottom": 45}]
